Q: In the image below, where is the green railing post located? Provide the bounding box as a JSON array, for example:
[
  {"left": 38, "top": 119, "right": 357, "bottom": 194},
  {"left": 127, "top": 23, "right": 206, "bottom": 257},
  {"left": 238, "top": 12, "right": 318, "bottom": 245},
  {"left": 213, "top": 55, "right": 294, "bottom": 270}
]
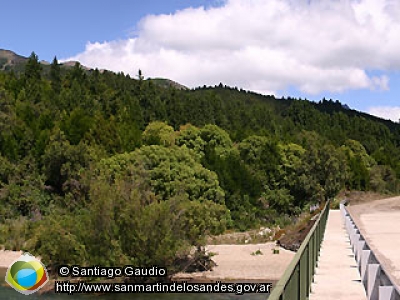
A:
[
  {"left": 269, "top": 200, "right": 330, "bottom": 300},
  {"left": 299, "top": 250, "right": 307, "bottom": 299},
  {"left": 314, "top": 228, "right": 317, "bottom": 270},
  {"left": 305, "top": 244, "right": 310, "bottom": 298},
  {"left": 310, "top": 234, "right": 314, "bottom": 283}
]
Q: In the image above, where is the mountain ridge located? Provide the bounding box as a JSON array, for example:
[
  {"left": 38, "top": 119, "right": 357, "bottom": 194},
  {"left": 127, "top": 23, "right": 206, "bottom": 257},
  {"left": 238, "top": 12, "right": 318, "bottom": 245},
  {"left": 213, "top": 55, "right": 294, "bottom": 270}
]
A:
[
  {"left": 0, "top": 49, "right": 189, "bottom": 90},
  {"left": 0, "top": 48, "right": 398, "bottom": 127}
]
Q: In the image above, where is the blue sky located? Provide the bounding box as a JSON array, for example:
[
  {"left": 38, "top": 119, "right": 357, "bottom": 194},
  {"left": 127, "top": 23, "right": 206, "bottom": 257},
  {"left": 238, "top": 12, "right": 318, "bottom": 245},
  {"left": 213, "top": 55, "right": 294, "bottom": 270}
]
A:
[
  {"left": 1, "top": 0, "right": 218, "bottom": 60},
  {"left": 1, "top": 0, "right": 399, "bottom": 121}
]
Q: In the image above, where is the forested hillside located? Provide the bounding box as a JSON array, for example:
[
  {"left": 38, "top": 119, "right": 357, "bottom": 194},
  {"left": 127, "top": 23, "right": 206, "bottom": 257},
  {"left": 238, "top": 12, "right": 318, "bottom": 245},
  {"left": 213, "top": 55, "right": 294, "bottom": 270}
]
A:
[{"left": 0, "top": 52, "right": 399, "bottom": 274}]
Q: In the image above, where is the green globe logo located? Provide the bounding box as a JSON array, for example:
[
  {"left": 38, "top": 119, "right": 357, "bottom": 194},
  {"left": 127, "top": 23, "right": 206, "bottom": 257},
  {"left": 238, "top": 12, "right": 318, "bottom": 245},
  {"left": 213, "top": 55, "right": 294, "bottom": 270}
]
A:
[{"left": 5, "top": 253, "right": 49, "bottom": 295}]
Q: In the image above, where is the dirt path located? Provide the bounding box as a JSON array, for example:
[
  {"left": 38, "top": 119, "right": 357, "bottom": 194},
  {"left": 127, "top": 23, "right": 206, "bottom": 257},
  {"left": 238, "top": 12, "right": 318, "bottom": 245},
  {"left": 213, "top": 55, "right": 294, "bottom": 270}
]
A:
[
  {"left": 0, "top": 249, "right": 22, "bottom": 268},
  {"left": 173, "top": 243, "right": 295, "bottom": 282},
  {"left": 3, "top": 243, "right": 295, "bottom": 283}
]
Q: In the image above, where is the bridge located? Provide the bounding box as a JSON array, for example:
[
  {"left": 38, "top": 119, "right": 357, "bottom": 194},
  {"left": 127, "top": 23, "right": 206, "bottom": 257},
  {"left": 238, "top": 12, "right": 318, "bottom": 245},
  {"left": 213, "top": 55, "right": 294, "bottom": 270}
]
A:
[{"left": 269, "top": 196, "right": 400, "bottom": 300}]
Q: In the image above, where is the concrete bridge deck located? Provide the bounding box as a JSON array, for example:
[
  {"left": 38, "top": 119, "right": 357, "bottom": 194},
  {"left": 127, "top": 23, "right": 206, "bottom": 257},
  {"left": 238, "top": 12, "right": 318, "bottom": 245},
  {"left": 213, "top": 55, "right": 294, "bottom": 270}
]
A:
[
  {"left": 347, "top": 196, "right": 400, "bottom": 288},
  {"left": 309, "top": 210, "right": 367, "bottom": 300}
]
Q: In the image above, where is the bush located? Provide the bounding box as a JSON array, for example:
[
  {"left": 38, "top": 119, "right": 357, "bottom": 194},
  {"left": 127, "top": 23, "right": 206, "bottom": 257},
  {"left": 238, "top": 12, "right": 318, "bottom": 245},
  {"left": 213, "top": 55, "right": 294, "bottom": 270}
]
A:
[{"left": 0, "top": 217, "right": 29, "bottom": 251}]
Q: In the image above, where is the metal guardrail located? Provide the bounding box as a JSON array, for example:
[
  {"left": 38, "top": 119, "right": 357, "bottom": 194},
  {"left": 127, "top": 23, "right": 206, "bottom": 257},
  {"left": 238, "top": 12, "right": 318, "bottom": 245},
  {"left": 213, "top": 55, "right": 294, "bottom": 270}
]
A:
[
  {"left": 269, "top": 200, "right": 330, "bottom": 300},
  {"left": 341, "top": 203, "right": 400, "bottom": 300}
]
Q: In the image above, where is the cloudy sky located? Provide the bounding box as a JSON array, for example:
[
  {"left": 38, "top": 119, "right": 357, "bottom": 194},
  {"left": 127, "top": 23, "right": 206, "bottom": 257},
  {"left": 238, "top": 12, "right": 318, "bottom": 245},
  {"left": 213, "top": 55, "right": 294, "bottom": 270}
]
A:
[{"left": 1, "top": 0, "right": 399, "bottom": 121}]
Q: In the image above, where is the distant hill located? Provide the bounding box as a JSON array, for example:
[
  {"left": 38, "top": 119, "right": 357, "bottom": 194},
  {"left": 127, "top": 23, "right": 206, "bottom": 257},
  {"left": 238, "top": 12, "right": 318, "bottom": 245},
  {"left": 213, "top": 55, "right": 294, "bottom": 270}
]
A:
[
  {"left": 149, "top": 78, "right": 188, "bottom": 90},
  {"left": 0, "top": 49, "right": 28, "bottom": 72},
  {"left": 0, "top": 48, "right": 398, "bottom": 132},
  {"left": 0, "top": 49, "right": 189, "bottom": 91},
  {"left": 0, "top": 49, "right": 92, "bottom": 74}
]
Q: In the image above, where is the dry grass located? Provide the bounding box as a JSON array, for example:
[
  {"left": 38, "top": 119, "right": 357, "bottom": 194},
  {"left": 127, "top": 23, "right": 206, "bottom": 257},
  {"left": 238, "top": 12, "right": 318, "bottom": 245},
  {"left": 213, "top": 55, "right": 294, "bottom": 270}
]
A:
[{"left": 276, "top": 210, "right": 319, "bottom": 251}]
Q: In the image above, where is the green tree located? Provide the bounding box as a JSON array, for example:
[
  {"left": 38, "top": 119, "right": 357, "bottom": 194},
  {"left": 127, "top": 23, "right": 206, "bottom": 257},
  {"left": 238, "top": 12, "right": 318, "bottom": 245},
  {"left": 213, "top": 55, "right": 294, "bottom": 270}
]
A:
[
  {"left": 50, "top": 56, "right": 61, "bottom": 94},
  {"left": 262, "top": 186, "right": 294, "bottom": 214},
  {"left": 238, "top": 135, "right": 281, "bottom": 184},
  {"left": 200, "top": 124, "right": 233, "bottom": 158},
  {"left": 24, "top": 52, "right": 42, "bottom": 82},
  {"left": 342, "top": 139, "right": 375, "bottom": 190},
  {"left": 24, "top": 52, "right": 42, "bottom": 103},
  {"left": 86, "top": 113, "right": 122, "bottom": 154},
  {"left": 60, "top": 108, "right": 94, "bottom": 145},
  {"left": 98, "top": 145, "right": 225, "bottom": 204},
  {"left": 42, "top": 128, "right": 90, "bottom": 199},
  {"left": 26, "top": 212, "right": 88, "bottom": 269},
  {"left": 142, "top": 121, "right": 175, "bottom": 147}
]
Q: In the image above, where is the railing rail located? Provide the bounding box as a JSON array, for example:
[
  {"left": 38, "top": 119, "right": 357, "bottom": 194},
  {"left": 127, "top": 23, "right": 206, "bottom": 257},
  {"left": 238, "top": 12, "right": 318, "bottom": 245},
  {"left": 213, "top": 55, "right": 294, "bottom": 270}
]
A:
[{"left": 269, "top": 200, "right": 330, "bottom": 300}]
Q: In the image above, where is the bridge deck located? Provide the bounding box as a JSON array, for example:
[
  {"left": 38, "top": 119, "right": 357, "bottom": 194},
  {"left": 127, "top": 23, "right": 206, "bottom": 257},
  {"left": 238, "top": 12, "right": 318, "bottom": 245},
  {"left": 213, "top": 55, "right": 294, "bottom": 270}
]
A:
[
  {"left": 348, "top": 196, "right": 400, "bottom": 288},
  {"left": 309, "top": 210, "right": 366, "bottom": 300}
]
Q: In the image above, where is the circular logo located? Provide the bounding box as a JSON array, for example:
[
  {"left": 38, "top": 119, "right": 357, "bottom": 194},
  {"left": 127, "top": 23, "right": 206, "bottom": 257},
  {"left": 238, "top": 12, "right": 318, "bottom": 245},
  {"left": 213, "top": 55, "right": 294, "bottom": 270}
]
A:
[{"left": 5, "top": 253, "right": 49, "bottom": 295}]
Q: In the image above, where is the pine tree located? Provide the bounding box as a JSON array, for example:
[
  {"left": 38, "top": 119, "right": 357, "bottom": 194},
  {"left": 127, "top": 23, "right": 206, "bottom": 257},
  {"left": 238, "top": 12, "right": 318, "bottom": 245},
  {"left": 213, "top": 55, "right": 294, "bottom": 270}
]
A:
[
  {"left": 25, "top": 52, "right": 42, "bottom": 82},
  {"left": 24, "top": 52, "right": 42, "bottom": 103},
  {"left": 50, "top": 56, "right": 61, "bottom": 93}
]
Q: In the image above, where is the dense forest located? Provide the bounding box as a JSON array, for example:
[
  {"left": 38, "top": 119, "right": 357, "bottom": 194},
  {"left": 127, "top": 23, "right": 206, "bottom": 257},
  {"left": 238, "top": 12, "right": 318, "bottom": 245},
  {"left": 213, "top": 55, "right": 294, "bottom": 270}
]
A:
[{"left": 0, "top": 52, "right": 399, "bottom": 275}]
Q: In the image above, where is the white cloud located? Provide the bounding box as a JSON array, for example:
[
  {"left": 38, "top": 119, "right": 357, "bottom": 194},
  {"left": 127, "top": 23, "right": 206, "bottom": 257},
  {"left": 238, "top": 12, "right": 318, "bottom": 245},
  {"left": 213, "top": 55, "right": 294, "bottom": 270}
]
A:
[
  {"left": 368, "top": 106, "right": 400, "bottom": 122},
  {"left": 63, "top": 0, "right": 400, "bottom": 95},
  {"left": 370, "top": 75, "right": 389, "bottom": 91}
]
